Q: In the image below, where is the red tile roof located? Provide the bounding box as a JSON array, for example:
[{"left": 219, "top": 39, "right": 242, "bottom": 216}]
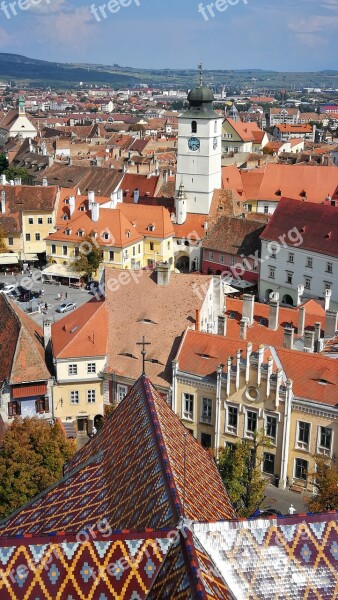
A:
[
  {"left": 52, "top": 299, "right": 107, "bottom": 359},
  {"left": 260, "top": 197, "right": 338, "bottom": 257}
]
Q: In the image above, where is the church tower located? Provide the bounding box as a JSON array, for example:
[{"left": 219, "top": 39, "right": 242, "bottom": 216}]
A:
[{"left": 175, "top": 65, "right": 222, "bottom": 215}]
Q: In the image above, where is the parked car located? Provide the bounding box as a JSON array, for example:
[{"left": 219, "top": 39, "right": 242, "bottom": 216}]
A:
[
  {"left": 0, "top": 284, "right": 17, "bottom": 295},
  {"left": 55, "top": 302, "right": 77, "bottom": 313}
]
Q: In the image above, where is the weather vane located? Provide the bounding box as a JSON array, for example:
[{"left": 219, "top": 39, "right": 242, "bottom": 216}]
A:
[{"left": 136, "top": 336, "right": 151, "bottom": 375}]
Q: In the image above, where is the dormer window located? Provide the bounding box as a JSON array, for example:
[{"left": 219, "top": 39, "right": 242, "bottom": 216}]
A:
[
  {"left": 126, "top": 230, "right": 130, "bottom": 238},
  {"left": 65, "top": 228, "right": 72, "bottom": 235},
  {"left": 64, "top": 198, "right": 70, "bottom": 205},
  {"left": 61, "top": 214, "right": 68, "bottom": 221},
  {"left": 147, "top": 224, "right": 155, "bottom": 232},
  {"left": 275, "top": 189, "right": 281, "bottom": 196},
  {"left": 77, "top": 229, "right": 84, "bottom": 237}
]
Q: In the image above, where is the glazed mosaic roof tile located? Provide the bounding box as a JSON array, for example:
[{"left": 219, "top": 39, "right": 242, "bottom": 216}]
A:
[{"left": 194, "top": 513, "right": 338, "bottom": 600}]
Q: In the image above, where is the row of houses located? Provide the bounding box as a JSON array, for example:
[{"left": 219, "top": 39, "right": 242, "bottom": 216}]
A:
[{"left": 1, "top": 264, "right": 337, "bottom": 493}]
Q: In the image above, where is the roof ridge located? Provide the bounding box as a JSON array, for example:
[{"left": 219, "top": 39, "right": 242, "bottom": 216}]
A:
[{"left": 142, "top": 376, "right": 183, "bottom": 522}]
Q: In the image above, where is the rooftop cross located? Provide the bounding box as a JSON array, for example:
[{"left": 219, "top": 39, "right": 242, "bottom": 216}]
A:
[{"left": 136, "top": 336, "right": 151, "bottom": 375}]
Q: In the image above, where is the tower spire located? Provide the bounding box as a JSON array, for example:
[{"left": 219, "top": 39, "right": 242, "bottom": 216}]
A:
[{"left": 198, "top": 61, "right": 203, "bottom": 87}]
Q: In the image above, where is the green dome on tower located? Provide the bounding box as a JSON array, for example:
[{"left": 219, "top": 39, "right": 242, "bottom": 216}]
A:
[{"left": 187, "top": 85, "right": 214, "bottom": 106}]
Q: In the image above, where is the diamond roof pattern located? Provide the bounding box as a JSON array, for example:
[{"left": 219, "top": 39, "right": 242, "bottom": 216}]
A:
[
  {"left": 194, "top": 514, "right": 338, "bottom": 600},
  {"left": 0, "top": 374, "right": 336, "bottom": 599}
]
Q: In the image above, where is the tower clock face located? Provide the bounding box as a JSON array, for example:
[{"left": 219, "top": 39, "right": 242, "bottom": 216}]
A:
[
  {"left": 188, "top": 137, "right": 200, "bottom": 151},
  {"left": 213, "top": 137, "right": 218, "bottom": 150}
]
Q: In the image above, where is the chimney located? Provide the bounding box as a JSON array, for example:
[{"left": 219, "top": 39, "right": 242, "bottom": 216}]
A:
[
  {"left": 324, "top": 289, "right": 332, "bottom": 311},
  {"left": 257, "top": 344, "right": 264, "bottom": 385},
  {"left": 268, "top": 299, "right": 279, "bottom": 330},
  {"left": 164, "top": 170, "right": 168, "bottom": 184},
  {"left": 195, "top": 308, "right": 201, "bottom": 332},
  {"left": 43, "top": 320, "right": 52, "bottom": 350},
  {"left": 298, "top": 306, "right": 305, "bottom": 336},
  {"left": 133, "top": 188, "right": 140, "bottom": 203},
  {"left": 14, "top": 177, "right": 21, "bottom": 186},
  {"left": 217, "top": 315, "right": 227, "bottom": 336},
  {"left": 156, "top": 262, "right": 171, "bottom": 287},
  {"left": 283, "top": 327, "right": 294, "bottom": 349},
  {"left": 235, "top": 349, "right": 241, "bottom": 390},
  {"left": 0, "top": 174, "right": 6, "bottom": 185},
  {"left": 42, "top": 177, "right": 48, "bottom": 187},
  {"left": 226, "top": 356, "right": 232, "bottom": 396},
  {"left": 314, "top": 322, "right": 321, "bottom": 344},
  {"left": 303, "top": 330, "right": 314, "bottom": 353},
  {"left": 69, "top": 195, "right": 75, "bottom": 217},
  {"left": 242, "top": 294, "right": 254, "bottom": 326},
  {"left": 91, "top": 201, "right": 99, "bottom": 222},
  {"left": 324, "top": 310, "right": 338, "bottom": 339},
  {"left": 1, "top": 190, "right": 5, "bottom": 214},
  {"left": 88, "top": 190, "right": 95, "bottom": 208},
  {"left": 240, "top": 317, "right": 248, "bottom": 340}
]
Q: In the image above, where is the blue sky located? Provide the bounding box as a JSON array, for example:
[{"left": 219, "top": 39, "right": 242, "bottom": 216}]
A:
[{"left": 0, "top": 0, "right": 337, "bottom": 71}]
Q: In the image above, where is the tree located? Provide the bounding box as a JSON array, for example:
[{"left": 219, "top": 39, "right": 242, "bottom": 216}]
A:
[
  {"left": 307, "top": 456, "right": 338, "bottom": 512},
  {"left": 0, "top": 417, "right": 76, "bottom": 519},
  {"left": 3, "top": 166, "right": 30, "bottom": 184},
  {"left": 218, "top": 432, "right": 270, "bottom": 517},
  {"left": 0, "top": 153, "right": 8, "bottom": 174},
  {"left": 0, "top": 225, "right": 8, "bottom": 253},
  {"left": 73, "top": 235, "right": 103, "bottom": 279}
]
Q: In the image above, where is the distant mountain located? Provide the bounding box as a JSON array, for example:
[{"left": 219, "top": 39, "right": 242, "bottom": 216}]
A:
[{"left": 0, "top": 53, "right": 338, "bottom": 90}]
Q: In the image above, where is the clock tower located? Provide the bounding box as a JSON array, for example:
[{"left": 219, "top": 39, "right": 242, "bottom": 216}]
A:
[{"left": 175, "top": 71, "right": 222, "bottom": 215}]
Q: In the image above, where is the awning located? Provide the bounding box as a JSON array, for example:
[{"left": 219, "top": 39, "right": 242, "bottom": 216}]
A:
[
  {"left": 223, "top": 283, "right": 240, "bottom": 294},
  {"left": 12, "top": 384, "right": 47, "bottom": 398},
  {"left": 225, "top": 278, "right": 256, "bottom": 290},
  {"left": 0, "top": 253, "right": 18, "bottom": 265},
  {"left": 21, "top": 253, "right": 39, "bottom": 262},
  {"left": 41, "top": 264, "right": 85, "bottom": 280}
]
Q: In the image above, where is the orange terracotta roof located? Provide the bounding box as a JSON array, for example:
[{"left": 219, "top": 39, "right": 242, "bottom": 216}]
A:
[
  {"left": 121, "top": 173, "right": 160, "bottom": 202},
  {"left": 225, "top": 118, "right": 254, "bottom": 142},
  {"left": 119, "top": 203, "right": 175, "bottom": 239},
  {"left": 275, "top": 124, "right": 313, "bottom": 133},
  {"left": 52, "top": 298, "right": 107, "bottom": 359},
  {"left": 173, "top": 213, "right": 207, "bottom": 240}
]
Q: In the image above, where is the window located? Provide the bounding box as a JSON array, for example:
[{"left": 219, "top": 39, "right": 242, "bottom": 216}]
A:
[
  {"left": 51, "top": 244, "right": 56, "bottom": 254},
  {"left": 214, "top": 120, "right": 217, "bottom": 133},
  {"left": 226, "top": 406, "right": 238, "bottom": 434},
  {"left": 297, "top": 421, "right": 310, "bottom": 449},
  {"left": 225, "top": 442, "right": 236, "bottom": 452},
  {"left": 323, "top": 282, "right": 332, "bottom": 294},
  {"left": 263, "top": 452, "right": 275, "bottom": 475},
  {"left": 109, "top": 250, "right": 115, "bottom": 261},
  {"left": 220, "top": 254, "right": 224, "bottom": 263},
  {"left": 133, "top": 246, "right": 135, "bottom": 256},
  {"left": 269, "top": 245, "right": 277, "bottom": 259},
  {"left": 87, "top": 390, "right": 96, "bottom": 403},
  {"left": 117, "top": 385, "right": 127, "bottom": 404},
  {"left": 38, "top": 217, "right": 43, "bottom": 225},
  {"left": 191, "top": 120, "right": 197, "bottom": 134},
  {"left": 68, "top": 364, "right": 77, "bottom": 376},
  {"left": 70, "top": 391, "right": 79, "bottom": 404},
  {"left": 286, "top": 272, "right": 293, "bottom": 284},
  {"left": 36, "top": 396, "right": 49, "bottom": 413},
  {"left": 304, "top": 277, "right": 311, "bottom": 290},
  {"left": 246, "top": 410, "right": 258, "bottom": 435},
  {"left": 8, "top": 237, "right": 13, "bottom": 246},
  {"left": 264, "top": 205, "right": 269, "bottom": 214},
  {"left": 288, "top": 252, "right": 294, "bottom": 263},
  {"left": 294, "top": 458, "right": 308, "bottom": 480},
  {"left": 138, "top": 244, "right": 141, "bottom": 253},
  {"left": 326, "top": 261, "right": 333, "bottom": 274},
  {"left": 318, "top": 426, "right": 332, "bottom": 453},
  {"left": 47, "top": 217, "right": 52, "bottom": 224},
  {"left": 74, "top": 247, "right": 79, "bottom": 257},
  {"left": 265, "top": 415, "right": 277, "bottom": 442},
  {"left": 269, "top": 266, "right": 275, "bottom": 279},
  {"left": 35, "top": 233, "right": 40, "bottom": 241},
  {"left": 87, "top": 363, "right": 96, "bottom": 374},
  {"left": 209, "top": 251, "right": 214, "bottom": 260},
  {"left": 167, "top": 241, "right": 170, "bottom": 250},
  {"left": 150, "top": 242, "right": 154, "bottom": 251},
  {"left": 8, "top": 401, "right": 21, "bottom": 417},
  {"left": 201, "top": 398, "right": 212, "bottom": 424},
  {"left": 28, "top": 217, "right": 33, "bottom": 225},
  {"left": 306, "top": 257, "right": 312, "bottom": 268},
  {"left": 183, "top": 393, "right": 194, "bottom": 421},
  {"left": 62, "top": 246, "right": 68, "bottom": 256},
  {"left": 201, "top": 433, "right": 212, "bottom": 448},
  {"left": 25, "top": 233, "right": 30, "bottom": 241}
]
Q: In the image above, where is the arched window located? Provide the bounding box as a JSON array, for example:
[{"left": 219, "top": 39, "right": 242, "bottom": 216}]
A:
[{"left": 191, "top": 120, "right": 197, "bottom": 134}]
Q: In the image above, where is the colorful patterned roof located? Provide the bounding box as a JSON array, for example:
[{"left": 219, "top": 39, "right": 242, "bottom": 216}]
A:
[
  {"left": 194, "top": 512, "right": 338, "bottom": 599},
  {"left": 0, "top": 374, "right": 233, "bottom": 531}
]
